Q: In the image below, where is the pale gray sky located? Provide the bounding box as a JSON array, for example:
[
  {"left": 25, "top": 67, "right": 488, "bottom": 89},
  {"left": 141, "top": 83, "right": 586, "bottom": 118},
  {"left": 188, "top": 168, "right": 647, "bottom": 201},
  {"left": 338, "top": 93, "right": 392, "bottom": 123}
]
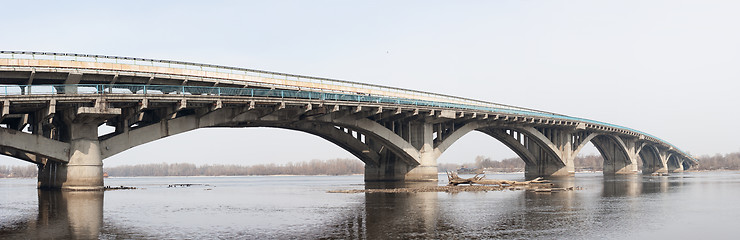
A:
[{"left": 2, "top": 0, "right": 738, "bottom": 167}]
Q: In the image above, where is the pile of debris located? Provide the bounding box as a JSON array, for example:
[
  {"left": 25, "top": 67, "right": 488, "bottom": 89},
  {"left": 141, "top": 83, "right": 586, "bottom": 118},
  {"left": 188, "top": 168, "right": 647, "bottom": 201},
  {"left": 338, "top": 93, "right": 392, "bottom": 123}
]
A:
[{"left": 328, "top": 172, "right": 581, "bottom": 194}]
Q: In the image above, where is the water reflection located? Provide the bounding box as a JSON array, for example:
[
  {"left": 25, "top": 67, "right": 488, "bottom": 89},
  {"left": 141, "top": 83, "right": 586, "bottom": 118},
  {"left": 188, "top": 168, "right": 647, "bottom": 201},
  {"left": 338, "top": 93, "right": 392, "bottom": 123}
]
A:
[
  {"left": 330, "top": 174, "right": 697, "bottom": 239},
  {"left": 602, "top": 174, "right": 686, "bottom": 197},
  {"left": 332, "top": 179, "right": 590, "bottom": 239},
  {"left": 0, "top": 173, "right": 710, "bottom": 239},
  {"left": 359, "top": 182, "right": 448, "bottom": 238},
  {"left": 2, "top": 190, "right": 103, "bottom": 239},
  {"left": 603, "top": 175, "right": 643, "bottom": 197}
]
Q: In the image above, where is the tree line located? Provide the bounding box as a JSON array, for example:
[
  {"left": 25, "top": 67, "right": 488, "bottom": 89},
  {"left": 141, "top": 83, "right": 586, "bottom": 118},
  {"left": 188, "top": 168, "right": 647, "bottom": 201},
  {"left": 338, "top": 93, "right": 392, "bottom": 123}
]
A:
[
  {"left": 0, "top": 165, "right": 37, "bottom": 178},
  {"left": 104, "top": 158, "right": 364, "bottom": 177},
  {"left": 2, "top": 152, "right": 740, "bottom": 178},
  {"left": 692, "top": 152, "right": 740, "bottom": 170}
]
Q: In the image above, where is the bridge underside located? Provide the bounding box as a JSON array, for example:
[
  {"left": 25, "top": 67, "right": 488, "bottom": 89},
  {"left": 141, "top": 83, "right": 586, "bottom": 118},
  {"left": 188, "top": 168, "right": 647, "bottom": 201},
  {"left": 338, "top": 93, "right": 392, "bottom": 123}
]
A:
[{"left": 0, "top": 91, "right": 696, "bottom": 190}]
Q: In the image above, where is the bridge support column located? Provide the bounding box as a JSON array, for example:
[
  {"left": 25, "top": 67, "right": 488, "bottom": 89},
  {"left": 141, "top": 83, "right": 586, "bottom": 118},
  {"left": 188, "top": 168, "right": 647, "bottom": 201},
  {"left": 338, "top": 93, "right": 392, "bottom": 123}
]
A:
[
  {"left": 640, "top": 146, "right": 669, "bottom": 175},
  {"left": 63, "top": 122, "right": 105, "bottom": 191},
  {"left": 667, "top": 156, "right": 685, "bottom": 173},
  {"left": 38, "top": 104, "right": 118, "bottom": 191},
  {"left": 592, "top": 136, "right": 639, "bottom": 175},
  {"left": 524, "top": 155, "right": 574, "bottom": 178},
  {"left": 405, "top": 122, "right": 437, "bottom": 182},
  {"left": 38, "top": 161, "right": 66, "bottom": 189},
  {"left": 364, "top": 121, "right": 437, "bottom": 182},
  {"left": 364, "top": 154, "right": 415, "bottom": 182},
  {"left": 39, "top": 121, "right": 104, "bottom": 191},
  {"left": 523, "top": 129, "right": 574, "bottom": 178},
  {"left": 668, "top": 163, "right": 684, "bottom": 172}
]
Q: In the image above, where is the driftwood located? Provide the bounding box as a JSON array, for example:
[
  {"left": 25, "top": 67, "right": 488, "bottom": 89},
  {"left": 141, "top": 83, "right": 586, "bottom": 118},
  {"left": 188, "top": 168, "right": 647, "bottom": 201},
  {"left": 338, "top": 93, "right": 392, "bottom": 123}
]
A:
[
  {"left": 447, "top": 171, "right": 552, "bottom": 186},
  {"left": 446, "top": 171, "right": 484, "bottom": 185},
  {"left": 328, "top": 173, "right": 578, "bottom": 194}
]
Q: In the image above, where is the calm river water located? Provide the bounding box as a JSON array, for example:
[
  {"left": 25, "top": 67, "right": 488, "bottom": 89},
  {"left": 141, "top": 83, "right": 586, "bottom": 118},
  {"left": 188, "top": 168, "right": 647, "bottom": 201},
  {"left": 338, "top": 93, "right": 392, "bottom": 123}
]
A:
[{"left": 2, "top": 172, "right": 740, "bottom": 239}]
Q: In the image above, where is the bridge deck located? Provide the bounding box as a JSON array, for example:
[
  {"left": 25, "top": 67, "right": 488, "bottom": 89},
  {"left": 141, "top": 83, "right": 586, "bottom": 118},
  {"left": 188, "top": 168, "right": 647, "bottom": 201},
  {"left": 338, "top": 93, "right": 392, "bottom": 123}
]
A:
[{"left": 0, "top": 52, "right": 696, "bottom": 163}]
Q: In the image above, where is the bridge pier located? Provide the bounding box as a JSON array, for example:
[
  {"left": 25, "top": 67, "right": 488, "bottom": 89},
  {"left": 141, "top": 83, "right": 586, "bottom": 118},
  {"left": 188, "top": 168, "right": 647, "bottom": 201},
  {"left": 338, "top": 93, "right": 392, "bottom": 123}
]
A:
[
  {"left": 592, "top": 136, "right": 640, "bottom": 175},
  {"left": 405, "top": 122, "right": 438, "bottom": 182},
  {"left": 364, "top": 154, "right": 415, "bottom": 182},
  {"left": 364, "top": 121, "right": 438, "bottom": 182},
  {"left": 640, "top": 146, "right": 669, "bottom": 174},
  {"left": 59, "top": 122, "right": 105, "bottom": 191},
  {"left": 367, "top": 159, "right": 437, "bottom": 182},
  {"left": 38, "top": 122, "right": 105, "bottom": 191},
  {"left": 525, "top": 161, "right": 574, "bottom": 179},
  {"left": 38, "top": 104, "right": 119, "bottom": 191},
  {"left": 667, "top": 155, "right": 685, "bottom": 173},
  {"left": 668, "top": 163, "right": 684, "bottom": 172}
]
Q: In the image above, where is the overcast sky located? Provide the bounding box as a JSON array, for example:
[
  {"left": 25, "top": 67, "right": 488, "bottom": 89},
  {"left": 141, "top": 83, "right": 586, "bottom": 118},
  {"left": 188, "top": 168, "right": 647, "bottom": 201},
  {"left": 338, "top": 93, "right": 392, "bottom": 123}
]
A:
[{"left": 2, "top": 0, "right": 739, "bottom": 167}]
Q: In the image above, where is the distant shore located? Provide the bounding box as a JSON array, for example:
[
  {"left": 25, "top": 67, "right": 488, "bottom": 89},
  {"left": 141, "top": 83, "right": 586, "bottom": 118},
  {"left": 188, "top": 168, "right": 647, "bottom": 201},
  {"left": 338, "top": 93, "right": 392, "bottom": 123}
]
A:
[
  {"left": 3, "top": 170, "right": 738, "bottom": 179},
  {"left": 3, "top": 151, "right": 739, "bottom": 178}
]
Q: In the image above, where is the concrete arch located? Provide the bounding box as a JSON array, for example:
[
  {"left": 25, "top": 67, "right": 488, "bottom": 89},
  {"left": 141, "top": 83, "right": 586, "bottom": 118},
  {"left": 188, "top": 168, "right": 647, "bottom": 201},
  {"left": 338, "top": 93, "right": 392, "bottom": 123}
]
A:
[
  {"left": 590, "top": 135, "right": 639, "bottom": 175},
  {"left": 478, "top": 126, "right": 578, "bottom": 178},
  {"left": 572, "top": 132, "right": 598, "bottom": 159},
  {"left": 329, "top": 117, "right": 421, "bottom": 165},
  {"left": 272, "top": 122, "right": 381, "bottom": 166},
  {"left": 681, "top": 160, "right": 692, "bottom": 171},
  {"left": 431, "top": 122, "right": 481, "bottom": 159},
  {"left": 99, "top": 110, "right": 417, "bottom": 167},
  {"left": 517, "top": 127, "right": 568, "bottom": 162},
  {"left": 667, "top": 154, "right": 683, "bottom": 172},
  {"left": 477, "top": 128, "right": 538, "bottom": 166},
  {"left": 639, "top": 144, "right": 666, "bottom": 174}
]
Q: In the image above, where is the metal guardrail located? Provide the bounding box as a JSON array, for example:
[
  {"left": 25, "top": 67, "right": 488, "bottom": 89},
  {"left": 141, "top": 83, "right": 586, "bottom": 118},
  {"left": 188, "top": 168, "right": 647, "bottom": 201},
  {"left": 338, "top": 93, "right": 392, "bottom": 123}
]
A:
[
  {"left": 0, "top": 84, "right": 695, "bottom": 162},
  {"left": 0, "top": 51, "right": 559, "bottom": 116},
  {"left": 0, "top": 84, "right": 557, "bottom": 113}
]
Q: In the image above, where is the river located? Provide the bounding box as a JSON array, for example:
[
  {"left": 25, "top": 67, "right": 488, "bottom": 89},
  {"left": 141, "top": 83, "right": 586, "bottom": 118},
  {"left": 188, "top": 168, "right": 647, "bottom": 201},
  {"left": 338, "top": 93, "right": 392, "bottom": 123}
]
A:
[{"left": 2, "top": 172, "right": 740, "bottom": 239}]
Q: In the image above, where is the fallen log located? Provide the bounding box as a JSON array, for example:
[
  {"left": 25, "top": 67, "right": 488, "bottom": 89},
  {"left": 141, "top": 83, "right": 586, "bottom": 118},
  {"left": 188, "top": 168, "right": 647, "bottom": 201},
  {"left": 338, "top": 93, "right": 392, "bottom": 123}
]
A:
[
  {"left": 448, "top": 173, "right": 552, "bottom": 187},
  {"left": 446, "top": 171, "right": 484, "bottom": 186}
]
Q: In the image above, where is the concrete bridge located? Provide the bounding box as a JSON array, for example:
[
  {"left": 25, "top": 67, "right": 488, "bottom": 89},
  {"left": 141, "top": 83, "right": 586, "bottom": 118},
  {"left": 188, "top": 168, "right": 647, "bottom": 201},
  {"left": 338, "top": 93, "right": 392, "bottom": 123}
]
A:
[{"left": 0, "top": 51, "right": 697, "bottom": 190}]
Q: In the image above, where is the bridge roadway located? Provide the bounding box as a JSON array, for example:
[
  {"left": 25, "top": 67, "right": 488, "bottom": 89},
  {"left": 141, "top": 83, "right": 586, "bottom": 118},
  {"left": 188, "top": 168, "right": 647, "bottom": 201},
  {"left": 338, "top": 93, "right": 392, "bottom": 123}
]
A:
[{"left": 0, "top": 51, "right": 696, "bottom": 190}]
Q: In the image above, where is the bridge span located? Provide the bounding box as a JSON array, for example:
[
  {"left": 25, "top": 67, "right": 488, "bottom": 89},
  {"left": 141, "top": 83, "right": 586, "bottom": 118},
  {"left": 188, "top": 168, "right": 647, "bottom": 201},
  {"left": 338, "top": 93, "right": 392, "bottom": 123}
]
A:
[{"left": 0, "top": 51, "right": 696, "bottom": 190}]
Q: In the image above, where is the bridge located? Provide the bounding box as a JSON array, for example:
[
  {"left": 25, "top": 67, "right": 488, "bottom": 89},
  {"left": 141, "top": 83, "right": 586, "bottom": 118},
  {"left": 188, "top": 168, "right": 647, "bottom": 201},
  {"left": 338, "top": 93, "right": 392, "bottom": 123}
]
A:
[{"left": 0, "top": 51, "right": 697, "bottom": 190}]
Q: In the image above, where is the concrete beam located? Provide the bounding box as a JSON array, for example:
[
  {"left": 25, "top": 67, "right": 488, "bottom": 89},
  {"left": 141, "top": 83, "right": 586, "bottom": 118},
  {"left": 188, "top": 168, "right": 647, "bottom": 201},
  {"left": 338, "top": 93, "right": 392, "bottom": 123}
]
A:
[
  {"left": 0, "top": 128, "right": 69, "bottom": 162},
  {"left": 63, "top": 73, "right": 83, "bottom": 94},
  {"left": 27, "top": 69, "right": 35, "bottom": 85},
  {"left": 110, "top": 73, "right": 119, "bottom": 84},
  {"left": 0, "top": 146, "right": 38, "bottom": 164},
  {"left": 74, "top": 106, "right": 121, "bottom": 124},
  {"left": 1, "top": 100, "right": 9, "bottom": 122},
  {"left": 438, "top": 110, "right": 456, "bottom": 119}
]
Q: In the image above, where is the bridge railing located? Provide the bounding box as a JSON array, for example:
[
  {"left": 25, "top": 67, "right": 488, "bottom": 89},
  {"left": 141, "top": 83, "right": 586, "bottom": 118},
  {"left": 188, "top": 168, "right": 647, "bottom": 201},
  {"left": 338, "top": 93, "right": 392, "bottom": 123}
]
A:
[
  {"left": 0, "top": 83, "right": 695, "bottom": 162},
  {"left": 0, "top": 84, "right": 538, "bottom": 112},
  {"left": 0, "top": 51, "right": 558, "bottom": 116}
]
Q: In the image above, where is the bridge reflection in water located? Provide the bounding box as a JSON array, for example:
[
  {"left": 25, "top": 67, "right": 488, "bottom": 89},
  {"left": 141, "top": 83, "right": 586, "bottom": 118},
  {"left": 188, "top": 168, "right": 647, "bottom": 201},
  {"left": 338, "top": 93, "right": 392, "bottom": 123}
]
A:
[
  {"left": 0, "top": 174, "right": 712, "bottom": 239},
  {"left": 3, "top": 190, "right": 103, "bottom": 239},
  {"left": 327, "top": 175, "right": 681, "bottom": 239}
]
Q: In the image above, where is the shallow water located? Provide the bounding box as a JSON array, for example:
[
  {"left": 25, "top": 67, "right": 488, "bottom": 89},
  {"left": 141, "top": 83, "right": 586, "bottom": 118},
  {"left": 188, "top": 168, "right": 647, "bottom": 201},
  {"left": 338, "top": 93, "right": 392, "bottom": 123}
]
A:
[{"left": 2, "top": 172, "right": 740, "bottom": 239}]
